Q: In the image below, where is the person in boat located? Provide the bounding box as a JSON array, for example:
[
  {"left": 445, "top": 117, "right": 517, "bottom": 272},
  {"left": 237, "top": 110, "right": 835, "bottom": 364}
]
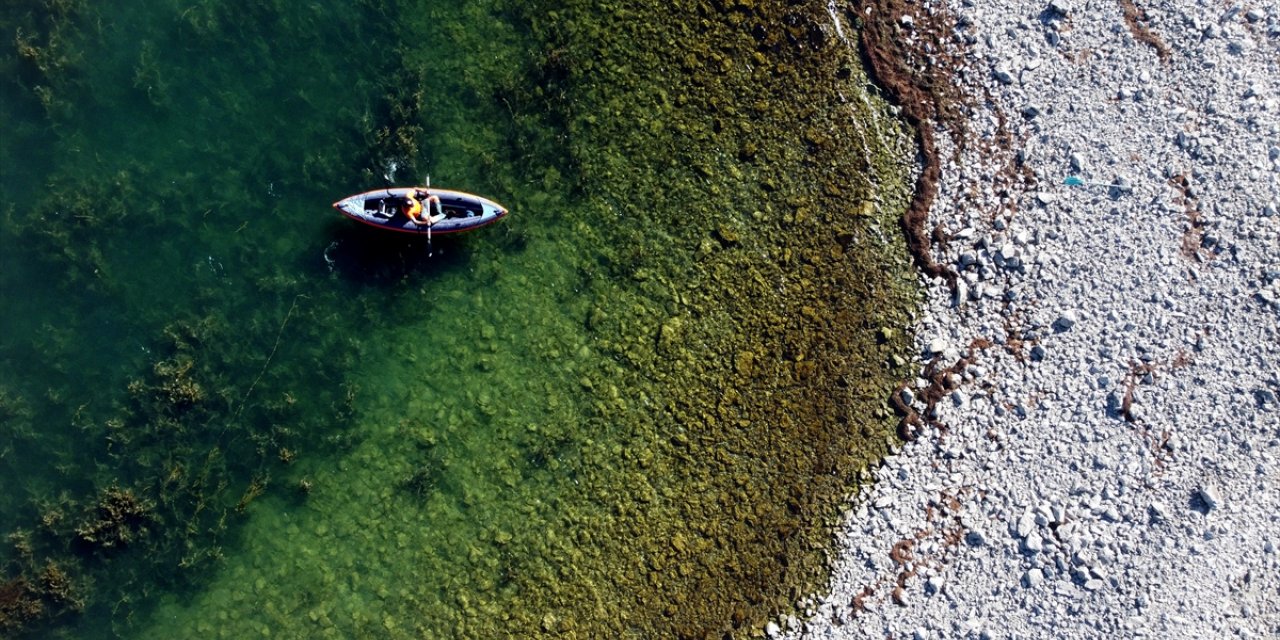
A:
[{"left": 404, "top": 189, "right": 445, "bottom": 226}]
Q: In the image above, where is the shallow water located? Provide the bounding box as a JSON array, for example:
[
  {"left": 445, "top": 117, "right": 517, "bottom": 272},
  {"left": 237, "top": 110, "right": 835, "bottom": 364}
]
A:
[{"left": 1, "top": 0, "right": 919, "bottom": 637}]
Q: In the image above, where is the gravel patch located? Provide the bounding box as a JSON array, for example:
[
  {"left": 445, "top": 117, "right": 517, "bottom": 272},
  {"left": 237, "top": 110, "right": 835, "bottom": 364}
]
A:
[{"left": 783, "top": 0, "right": 1280, "bottom": 638}]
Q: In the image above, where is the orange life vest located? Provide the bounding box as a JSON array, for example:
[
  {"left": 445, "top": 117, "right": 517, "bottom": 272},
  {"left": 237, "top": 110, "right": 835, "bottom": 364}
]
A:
[{"left": 405, "top": 195, "right": 423, "bottom": 220}]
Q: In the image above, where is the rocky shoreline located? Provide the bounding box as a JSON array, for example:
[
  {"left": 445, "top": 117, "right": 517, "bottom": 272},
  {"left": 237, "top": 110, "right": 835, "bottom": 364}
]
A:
[{"left": 782, "top": 0, "right": 1279, "bottom": 638}]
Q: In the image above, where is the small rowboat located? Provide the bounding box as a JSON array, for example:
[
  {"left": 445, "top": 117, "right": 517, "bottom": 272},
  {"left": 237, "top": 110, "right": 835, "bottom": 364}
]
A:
[{"left": 332, "top": 187, "right": 508, "bottom": 235}]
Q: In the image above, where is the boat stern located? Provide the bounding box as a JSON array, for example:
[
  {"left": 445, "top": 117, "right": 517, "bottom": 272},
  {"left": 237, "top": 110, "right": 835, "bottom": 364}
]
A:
[{"left": 332, "top": 194, "right": 364, "bottom": 219}]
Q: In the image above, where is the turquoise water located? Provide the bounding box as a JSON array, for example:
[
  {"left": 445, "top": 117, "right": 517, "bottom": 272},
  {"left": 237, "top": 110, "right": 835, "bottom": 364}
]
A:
[{"left": 1, "top": 0, "right": 920, "bottom": 637}]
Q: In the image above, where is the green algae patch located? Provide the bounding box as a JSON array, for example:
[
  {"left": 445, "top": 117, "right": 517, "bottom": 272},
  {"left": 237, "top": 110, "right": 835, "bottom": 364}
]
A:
[
  {"left": 1, "top": 0, "right": 919, "bottom": 638},
  {"left": 502, "top": 1, "right": 922, "bottom": 635}
]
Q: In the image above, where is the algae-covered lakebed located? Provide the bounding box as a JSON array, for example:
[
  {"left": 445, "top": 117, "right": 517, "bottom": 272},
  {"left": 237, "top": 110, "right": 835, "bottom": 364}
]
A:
[{"left": 1, "top": 0, "right": 920, "bottom": 637}]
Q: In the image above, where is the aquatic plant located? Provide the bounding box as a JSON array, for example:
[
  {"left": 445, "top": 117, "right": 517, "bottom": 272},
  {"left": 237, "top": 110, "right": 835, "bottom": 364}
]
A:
[
  {"left": 73, "top": 486, "right": 154, "bottom": 553},
  {"left": 0, "top": 540, "right": 83, "bottom": 636},
  {"left": 0, "top": 571, "right": 75, "bottom": 637},
  {"left": 131, "top": 40, "right": 170, "bottom": 109}
]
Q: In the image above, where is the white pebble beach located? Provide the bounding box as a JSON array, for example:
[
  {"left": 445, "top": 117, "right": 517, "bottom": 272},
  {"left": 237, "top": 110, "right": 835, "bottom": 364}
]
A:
[{"left": 781, "top": 0, "right": 1280, "bottom": 638}]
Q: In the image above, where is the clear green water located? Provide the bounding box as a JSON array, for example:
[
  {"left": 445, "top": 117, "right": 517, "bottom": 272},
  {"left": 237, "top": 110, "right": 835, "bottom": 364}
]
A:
[{"left": 1, "top": 0, "right": 920, "bottom": 638}]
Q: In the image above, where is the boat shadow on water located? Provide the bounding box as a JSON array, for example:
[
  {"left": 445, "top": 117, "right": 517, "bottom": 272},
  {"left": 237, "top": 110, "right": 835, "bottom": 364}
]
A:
[
  {"left": 317, "top": 220, "right": 527, "bottom": 288},
  {"left": 318, "top": 222, "right": 468, "bottom": 286}
]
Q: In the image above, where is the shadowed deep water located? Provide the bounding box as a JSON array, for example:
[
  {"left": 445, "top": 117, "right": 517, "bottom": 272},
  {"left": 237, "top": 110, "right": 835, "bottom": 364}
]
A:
[{"left": 1, "top": 0, "right": 920, "bottom": 637}]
